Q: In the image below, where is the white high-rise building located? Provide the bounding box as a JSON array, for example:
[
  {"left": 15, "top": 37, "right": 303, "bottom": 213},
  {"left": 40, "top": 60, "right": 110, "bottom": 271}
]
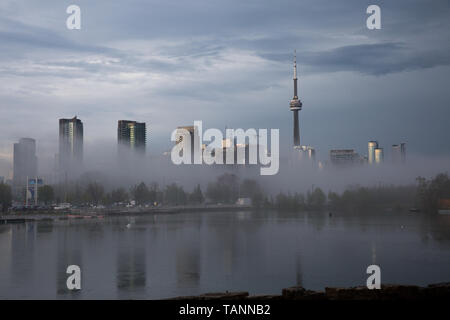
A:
[{"left": 368, "top": 141, "right": 378, "bottom": 164}]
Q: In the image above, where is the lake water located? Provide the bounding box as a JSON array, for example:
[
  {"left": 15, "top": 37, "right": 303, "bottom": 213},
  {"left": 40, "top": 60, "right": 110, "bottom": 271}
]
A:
[{"left": 0, "top": 210, "right": 449, "bottom": 299}]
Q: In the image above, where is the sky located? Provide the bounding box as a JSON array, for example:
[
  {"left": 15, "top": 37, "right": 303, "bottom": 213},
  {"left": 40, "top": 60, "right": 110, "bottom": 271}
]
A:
[{"left": 1, "top": 0, "right": 450, "bottom": 178}]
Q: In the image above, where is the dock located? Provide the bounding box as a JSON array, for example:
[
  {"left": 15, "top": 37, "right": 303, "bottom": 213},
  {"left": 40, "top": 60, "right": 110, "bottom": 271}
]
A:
[{"left": 0, "top": 204, "right": 253, "bottom": 225}]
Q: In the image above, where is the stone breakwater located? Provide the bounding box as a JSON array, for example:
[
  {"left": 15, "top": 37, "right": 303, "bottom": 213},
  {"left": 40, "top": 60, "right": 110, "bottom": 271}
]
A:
[{"left": 170, "top": 283, "right": 450, "bottom": 300}]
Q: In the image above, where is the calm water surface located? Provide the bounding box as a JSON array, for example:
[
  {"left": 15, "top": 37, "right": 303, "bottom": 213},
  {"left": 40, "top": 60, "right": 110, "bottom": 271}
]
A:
[{"left": 0, "top": 210, "right": 449, "bottom": 299}]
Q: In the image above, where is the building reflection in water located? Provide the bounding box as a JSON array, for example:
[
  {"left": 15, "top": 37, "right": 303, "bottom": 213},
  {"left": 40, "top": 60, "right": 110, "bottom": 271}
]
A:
[
  {"left": 11, "top": 223, "right": 35, "bottom": 288},
  {"left": 36, "top": 221, "right": 53, "bottom": 234},
  {"left": 296, "top": 254, "right": 303, "bottom": 287},
  {"left": 176, "top": 244, "right": 200, "bottom": 288},
  {"left": 56, "top": 225, "right": 82, "bottom": 297},
  {"left": 0, "top": 225, "right": 12, "bottom": 291},
  {"left": 175, "top": 218, "right": 201, "bottom": 289},
  {"left": 116, "top": 228, "right": 147, "bottom": 297},
  {"left": 371, "top": 242, "right": 377, "bottom": 265}
]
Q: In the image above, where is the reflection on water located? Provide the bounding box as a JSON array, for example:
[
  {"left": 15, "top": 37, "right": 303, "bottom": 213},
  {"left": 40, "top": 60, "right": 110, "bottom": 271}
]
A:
[
  {"left": 116, "top": 230, "right": 147, "bottom": 296},
  {"left": 0, "top": 211, "right": 449, "bottom": 299}
]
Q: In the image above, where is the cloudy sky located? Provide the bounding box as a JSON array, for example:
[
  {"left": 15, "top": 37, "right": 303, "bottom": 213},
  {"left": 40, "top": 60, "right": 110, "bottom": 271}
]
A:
[{"left": 1, "top": 0, "right": 449, "bottom": 177}]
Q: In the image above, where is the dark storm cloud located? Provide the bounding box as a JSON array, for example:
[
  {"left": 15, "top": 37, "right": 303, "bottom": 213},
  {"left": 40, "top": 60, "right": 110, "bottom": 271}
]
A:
[{"left": 302, "top": 43, "right": 450, "bottom": 75}]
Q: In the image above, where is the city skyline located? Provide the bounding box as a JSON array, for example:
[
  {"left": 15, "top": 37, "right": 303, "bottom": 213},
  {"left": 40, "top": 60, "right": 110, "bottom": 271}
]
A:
[
  {"left": 1, "top": 0, "right": 450, "bottom": 179},
  {"left": 1, "top": 1, "right": 450, "bottom": 306}
]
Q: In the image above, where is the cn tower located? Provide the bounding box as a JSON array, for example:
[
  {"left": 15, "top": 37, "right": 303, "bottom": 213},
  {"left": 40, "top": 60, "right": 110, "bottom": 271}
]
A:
[{"left": 289, "top": 51, "right": 302, "bottom": 147}]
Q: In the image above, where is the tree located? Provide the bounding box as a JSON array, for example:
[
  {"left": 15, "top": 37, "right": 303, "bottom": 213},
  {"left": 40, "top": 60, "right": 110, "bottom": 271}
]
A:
[
  {"left": 327, "top": 191, "right": 341, "bottom": 208},
  {"left": 240, "top": 179, "right": 265, "bottom": 208},
  {"left": 0, "top": 183, "right": 12, "bottom": 213},
  {"left": 416, "top": 173, "right": 450, "bottom": 214},
  {"left": 111, "top": 187, "right": 129, "bottom": 204},
  {"left": 164, "top": 183, "right": 187, "bottom": 206},
  {"left": 39, "top": 185, "right": 54, "bottom": 205},
  {"left": 307, "top": 187, "right": 326, "bottom": 208},
  {"left": 131, "top": 182, "right": 150, "bottom": 205},
  {"left": 206, "top": 173, "right": 239, "bottom": 204},
  {"left": 148, "top": 183, "right": 160, "bottom": 205},
  {"left": 85, "top": 182, "right": 105, "bottom": 206},
  {"left": 189, "top": 184, "right": 204, "bottom": 204}
]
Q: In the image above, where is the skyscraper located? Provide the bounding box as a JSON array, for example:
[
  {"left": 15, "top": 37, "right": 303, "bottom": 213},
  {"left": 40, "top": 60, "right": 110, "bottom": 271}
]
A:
[
  {"left": 329, "top": 149, "right": 362, "bottom": 166},
  {"left": 392, "top": 143, "right": 406, "bottom": 164},
  {"left": 59, "top": 116, "right": 83, "bottom": 173},
  {"left": 374, "top": 148, "right": 384, "bottom": 164},
  {"left": 368, "top": 141, "right": 378, "bottom": 164},
  {"left": 13, "top": 138, "right": 37, "bottom": 187},
  {"left": 289, "top": 51, "right": 302, "bottom": 147},
  {"left": 118, "top": 120, "right": 146, "bottom": 154},
  {"left": 293, "top": 145, "right": 316, "bottom": 162},
  {"left": 400, "top": 143, "right": 406, "bottom": 163}
]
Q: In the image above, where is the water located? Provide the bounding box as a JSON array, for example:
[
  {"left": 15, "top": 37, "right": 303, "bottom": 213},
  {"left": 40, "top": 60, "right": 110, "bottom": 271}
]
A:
[{"left": 0, "top": 210, "right": 449, "bottom": 299}]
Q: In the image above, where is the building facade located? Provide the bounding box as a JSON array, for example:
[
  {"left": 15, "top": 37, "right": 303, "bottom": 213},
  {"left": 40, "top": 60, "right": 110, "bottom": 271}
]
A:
[
  {"left": 13, "top": 138, "right": 37, "bottom": 187},
  {"left": 329, "top": 149, "right": 361, "bottom": 166},
  {"left": 392, "top": 143, "right": 406, "bottom": 164},
  {"left": 118, "top": 120, "right": 146, "bottom": 154},
  {"left": 374, "top": 148, "right": 384, "bottom": 164},
  {"left": 368, "top": 141, "right": 378, "bottom": 164},
  {"left": 59, "top": 116, "right": 83, "bottom": 174}
]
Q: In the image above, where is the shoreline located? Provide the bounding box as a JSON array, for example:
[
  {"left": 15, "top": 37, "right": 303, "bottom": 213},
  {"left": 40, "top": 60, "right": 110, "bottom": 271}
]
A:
[
  {"left": 169, "top": 283, "right": 450, "bottom": 300},
  {"left": 0, "top": 204, "right": 253, "bottom": 224}
]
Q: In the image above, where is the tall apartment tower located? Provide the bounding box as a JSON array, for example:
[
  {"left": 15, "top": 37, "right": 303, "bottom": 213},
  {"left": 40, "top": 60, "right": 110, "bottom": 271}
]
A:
[
  {"left": 392, "top": 143, "right": 406, "bottom": 164},
  {"left": 374, "top": 148, "right": 384, "bottom": 164},
  {"left": 118, "top": 120, "right": 146, "bottom": 154},
  {"left": 368, "top": 141, "right": 378, "bottom": 164},
  {"left": 59, "top": 116, "right": 83, "bottom": 174},
  {"left": 13, "top": 138, "right": 37, "bottom": 187},
  {"left": 289, "top": 51, "right": 302, "bottom": 147}
]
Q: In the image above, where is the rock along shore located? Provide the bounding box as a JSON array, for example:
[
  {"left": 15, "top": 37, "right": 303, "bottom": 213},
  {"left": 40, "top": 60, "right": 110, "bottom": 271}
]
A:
[{"left": 169, "top": 283, "right": 450, "bottom": 300}]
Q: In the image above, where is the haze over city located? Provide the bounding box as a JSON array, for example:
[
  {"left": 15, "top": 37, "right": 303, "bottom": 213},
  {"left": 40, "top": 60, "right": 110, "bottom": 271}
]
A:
[
  {"left": 2, "top": 1, "right": 450, "bottom": 307},
  {"left": 1, "top": 0, "right": 450, "bottom": 180}
]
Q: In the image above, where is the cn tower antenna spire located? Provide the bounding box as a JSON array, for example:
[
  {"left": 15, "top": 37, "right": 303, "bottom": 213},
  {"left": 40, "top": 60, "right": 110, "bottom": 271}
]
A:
[
  {"left": 293, "top": 49, "right": 298, "bottom": 99},
  {"left": 294, "top": 49, "right": 297, "bottom": 80},
  {"left": 289, "top": 50, "right": 302, "bottom": 147}
]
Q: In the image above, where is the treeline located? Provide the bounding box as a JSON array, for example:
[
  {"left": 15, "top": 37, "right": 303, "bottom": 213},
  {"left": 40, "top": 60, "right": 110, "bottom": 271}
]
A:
[
  {"left": 50, "top": 173, "right": 265, "bottom": 207},
  {"left": 47, "top": 173, "right": 267, "bottom": 207},
  {"left": 1, "top": 172, "right": 449, "bottom": 213},
  {"left": 327, "top": 185, "right": 416, "bottom": 212},
  {"left": 416, "top": 173, "right": 450, "bottom": 214},
  {"left": 270, "top": 188, "right": 327, "bottom": 211},
  {"left": 0, "top": 182, "right": 12, "bottom": 212},
  {"left": 269, "top": 173, "right": 450, "bottom": 213},
  {"left": 205, "top": 173, "right": 265, "bottom": 207},
  {"left": 51, "top": 181, "right": 205, "bottom": 207}
]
